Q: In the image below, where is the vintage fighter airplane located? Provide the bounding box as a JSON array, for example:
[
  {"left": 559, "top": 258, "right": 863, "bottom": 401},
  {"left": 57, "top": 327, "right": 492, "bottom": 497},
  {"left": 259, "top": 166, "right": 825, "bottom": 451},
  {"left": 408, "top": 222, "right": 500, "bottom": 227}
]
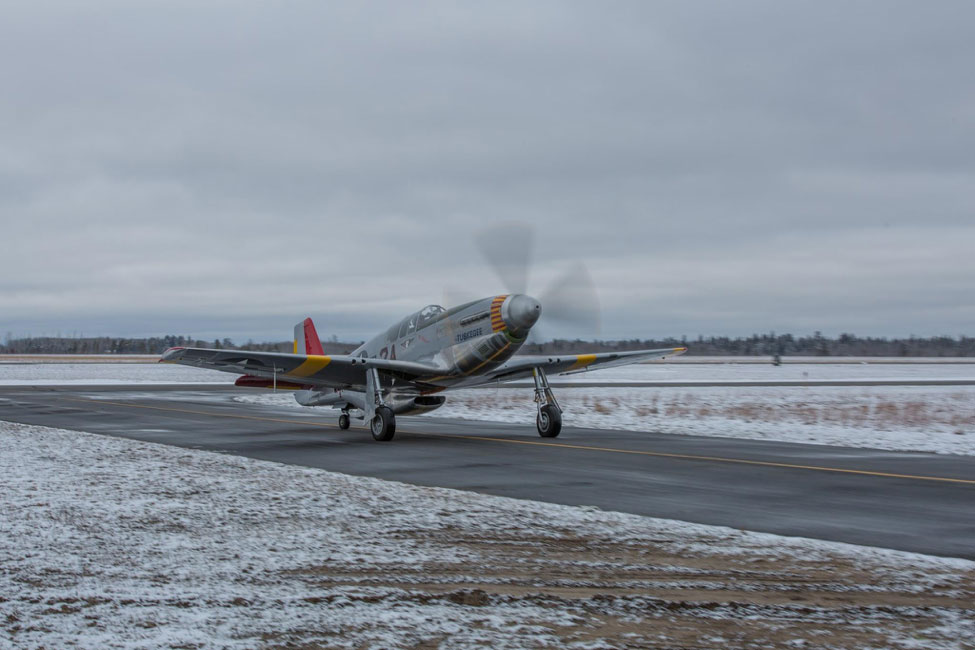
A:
[{"left": 160, "top": 294, "right": 686, "bottom": 441}]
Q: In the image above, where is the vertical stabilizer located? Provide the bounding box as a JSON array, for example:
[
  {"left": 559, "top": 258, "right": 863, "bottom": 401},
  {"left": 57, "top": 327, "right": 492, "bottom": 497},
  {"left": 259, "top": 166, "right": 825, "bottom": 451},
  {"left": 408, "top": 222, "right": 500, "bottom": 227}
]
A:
[{"left": 293, "top": 317, "right": 325, "bottom": 355}]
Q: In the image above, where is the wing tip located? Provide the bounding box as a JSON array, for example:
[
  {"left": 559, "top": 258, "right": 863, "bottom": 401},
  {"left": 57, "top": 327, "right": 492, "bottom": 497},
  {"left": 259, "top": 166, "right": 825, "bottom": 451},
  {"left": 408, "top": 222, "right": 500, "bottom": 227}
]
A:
[{"left": 159, "top": 347, "right": 185, "bottom": 362}]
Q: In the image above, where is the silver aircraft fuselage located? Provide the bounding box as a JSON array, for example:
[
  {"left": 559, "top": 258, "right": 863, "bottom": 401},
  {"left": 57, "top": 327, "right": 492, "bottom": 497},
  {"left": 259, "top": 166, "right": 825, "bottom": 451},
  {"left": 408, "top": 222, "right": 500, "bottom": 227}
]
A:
[
  {"left": 160, "top": 291, "right": 685, "bottom": 430},
  {"left": 353, "top": 293, "right": 540, "bottom": 390}
]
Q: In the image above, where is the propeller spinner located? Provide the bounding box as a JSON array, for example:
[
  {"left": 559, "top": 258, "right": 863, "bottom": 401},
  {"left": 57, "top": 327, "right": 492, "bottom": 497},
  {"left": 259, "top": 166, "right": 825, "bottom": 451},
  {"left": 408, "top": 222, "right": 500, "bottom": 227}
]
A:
[{"left": 503, "top": 294, "right": 542, "bottom": 337}]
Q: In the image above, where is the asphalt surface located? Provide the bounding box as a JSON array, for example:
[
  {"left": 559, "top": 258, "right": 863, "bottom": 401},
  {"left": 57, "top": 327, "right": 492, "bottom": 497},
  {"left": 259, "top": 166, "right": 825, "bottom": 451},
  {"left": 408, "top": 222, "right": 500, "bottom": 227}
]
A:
[{"left": 2, "top": 384, "right": 974, "bottom": 559}]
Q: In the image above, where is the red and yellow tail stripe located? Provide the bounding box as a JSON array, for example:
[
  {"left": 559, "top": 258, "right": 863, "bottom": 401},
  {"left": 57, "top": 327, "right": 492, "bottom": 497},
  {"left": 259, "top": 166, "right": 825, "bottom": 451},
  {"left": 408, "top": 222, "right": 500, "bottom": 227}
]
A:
[{"left": 490, "top": 295, "right": 507, "bottom": 332}]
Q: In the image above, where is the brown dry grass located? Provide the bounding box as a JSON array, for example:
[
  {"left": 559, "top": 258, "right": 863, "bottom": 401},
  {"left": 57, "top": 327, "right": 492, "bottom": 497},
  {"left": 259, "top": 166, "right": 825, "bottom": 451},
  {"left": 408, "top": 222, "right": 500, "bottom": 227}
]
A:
[{"left": 456, "top": 389, "right": 975, "bottom": 433}]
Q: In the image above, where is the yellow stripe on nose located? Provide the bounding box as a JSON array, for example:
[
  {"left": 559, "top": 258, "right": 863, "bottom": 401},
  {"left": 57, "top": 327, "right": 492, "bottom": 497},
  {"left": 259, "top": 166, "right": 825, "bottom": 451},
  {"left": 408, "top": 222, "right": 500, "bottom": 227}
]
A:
[{"left": 288, "top": 355, "right": 332, "bottom": 378}]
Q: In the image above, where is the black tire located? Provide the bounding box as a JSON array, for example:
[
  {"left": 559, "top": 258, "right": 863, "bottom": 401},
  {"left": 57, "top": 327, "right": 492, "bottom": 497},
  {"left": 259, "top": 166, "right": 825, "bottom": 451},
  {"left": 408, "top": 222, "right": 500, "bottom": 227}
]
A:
[
  {"left": 370, "top": 406, "right": 396, "bottom": 441},
  {"left": 338, "top": 413, "right": 350, "bottom": 430},
  {"left": 536, "top": 404, "right": 562, "bottom": 438}
]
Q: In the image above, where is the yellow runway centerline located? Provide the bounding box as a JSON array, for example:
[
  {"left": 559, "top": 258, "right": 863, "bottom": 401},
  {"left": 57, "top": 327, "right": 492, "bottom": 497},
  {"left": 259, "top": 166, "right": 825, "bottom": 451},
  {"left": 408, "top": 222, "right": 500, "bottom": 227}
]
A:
[
  {"left": 63, "top": 397, "right": 975, "bottom": 486},
  {"left": 435, "top": 434, "right": 975, "bottom": 485}
]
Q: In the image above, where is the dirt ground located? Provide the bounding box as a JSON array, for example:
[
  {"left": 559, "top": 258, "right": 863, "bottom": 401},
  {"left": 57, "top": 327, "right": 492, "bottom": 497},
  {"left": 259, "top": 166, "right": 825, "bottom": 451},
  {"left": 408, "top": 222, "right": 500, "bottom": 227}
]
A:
[{"left": 287, "top": 526, "right": 975, "bottom": 649}]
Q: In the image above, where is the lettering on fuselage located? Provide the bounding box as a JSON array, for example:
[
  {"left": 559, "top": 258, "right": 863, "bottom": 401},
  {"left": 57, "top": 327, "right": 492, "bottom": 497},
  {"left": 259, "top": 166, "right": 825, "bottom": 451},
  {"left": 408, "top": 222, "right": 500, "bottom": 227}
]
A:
[{"left": 455, "top": 327, "right": 482, "bottom": 343}]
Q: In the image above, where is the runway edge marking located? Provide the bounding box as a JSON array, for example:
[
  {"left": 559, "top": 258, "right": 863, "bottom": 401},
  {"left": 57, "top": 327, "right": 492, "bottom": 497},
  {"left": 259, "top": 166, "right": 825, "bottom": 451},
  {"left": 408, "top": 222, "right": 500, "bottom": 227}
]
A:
[{"left": 63, "top": 397, "right": 975, "bottom": 486}]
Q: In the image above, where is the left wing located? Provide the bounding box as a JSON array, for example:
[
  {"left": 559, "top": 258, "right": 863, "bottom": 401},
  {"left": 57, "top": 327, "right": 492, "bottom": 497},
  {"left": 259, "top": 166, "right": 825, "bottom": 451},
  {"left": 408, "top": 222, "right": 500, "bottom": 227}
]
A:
[
  {"left": 484, "top": 346, "right": 687, "bottom": 383},
  {"left": 159, "top": 347, "right": 442, "bottom": 390}
]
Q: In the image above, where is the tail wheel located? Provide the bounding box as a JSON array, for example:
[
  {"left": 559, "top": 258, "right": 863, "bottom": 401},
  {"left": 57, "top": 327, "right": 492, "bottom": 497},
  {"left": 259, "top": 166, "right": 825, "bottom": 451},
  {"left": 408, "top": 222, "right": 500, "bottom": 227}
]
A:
[
  {"left": 537, "top": 404, "right": 562, "bottom": 438},
  {"left": 338, "top": 413, "right": 350, "bottom": 430},
  {"left": 370, "top": 406, "right": 396, "bottom": 441}
]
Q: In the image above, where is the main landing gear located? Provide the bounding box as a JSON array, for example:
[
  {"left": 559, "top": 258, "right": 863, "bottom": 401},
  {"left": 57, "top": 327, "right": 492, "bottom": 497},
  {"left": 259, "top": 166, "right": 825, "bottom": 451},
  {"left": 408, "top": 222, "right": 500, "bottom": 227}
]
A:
[
  {"left": 370, "top": 406, "right": 395, "bottom": 441},
  {"left": 366, "top": 367, "right": 396, "bottom": 441},
  {"left": 532, "top": 367, "right": 562, "bottom": 438},
  {"left": 337, "top": 406, "right": 394, "bottom": 440}
]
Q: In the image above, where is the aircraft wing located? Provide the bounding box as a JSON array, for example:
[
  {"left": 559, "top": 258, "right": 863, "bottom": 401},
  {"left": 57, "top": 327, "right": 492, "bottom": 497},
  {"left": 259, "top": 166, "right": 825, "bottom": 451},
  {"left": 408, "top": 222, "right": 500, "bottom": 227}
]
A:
[
  {"left": 484, "top": 346, "right": 688, "bottom": 383},
  {"left": 159, "top": 347, "right": 442, "bottom": 390}
]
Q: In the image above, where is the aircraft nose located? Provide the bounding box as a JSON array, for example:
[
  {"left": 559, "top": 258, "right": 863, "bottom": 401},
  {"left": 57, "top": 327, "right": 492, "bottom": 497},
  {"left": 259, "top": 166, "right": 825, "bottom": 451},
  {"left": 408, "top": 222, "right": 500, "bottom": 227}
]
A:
[{"left": 505, "top": 294, "right": 542, "bottom": 334}]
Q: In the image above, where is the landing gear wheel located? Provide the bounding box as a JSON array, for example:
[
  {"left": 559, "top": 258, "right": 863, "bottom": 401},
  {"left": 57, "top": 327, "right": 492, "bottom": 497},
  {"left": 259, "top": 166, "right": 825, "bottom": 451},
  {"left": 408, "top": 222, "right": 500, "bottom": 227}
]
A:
[
  {"left": 370, "top": 406, "right": 396, "bottom": 441},
  {"left": 536, "top": 404, "right": 562, "bottom": 438},
  {"left": 338, "top": 413, "right": 350, "bottom": 430}
]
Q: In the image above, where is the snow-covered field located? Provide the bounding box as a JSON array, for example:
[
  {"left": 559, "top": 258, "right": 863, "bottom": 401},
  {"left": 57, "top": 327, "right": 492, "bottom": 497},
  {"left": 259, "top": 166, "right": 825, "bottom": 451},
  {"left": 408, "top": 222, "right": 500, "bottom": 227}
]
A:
[
  {"left": 237, "top": 384, "right": 975, "bottom": 456},
  {"left": 3, "top": 360, "right": 975, "bottom": 385},
  {"left": 0, "top": 362, "right": 229, "bottom": 384},
  {"left": 2, "top": 420, "right": 973, "bottom": 649},
  {"left": 4, "top": 361, "right": 974, "bottom": 455},
  {"left": 546, "top": 361, "right": 975, "bottom": 384}
]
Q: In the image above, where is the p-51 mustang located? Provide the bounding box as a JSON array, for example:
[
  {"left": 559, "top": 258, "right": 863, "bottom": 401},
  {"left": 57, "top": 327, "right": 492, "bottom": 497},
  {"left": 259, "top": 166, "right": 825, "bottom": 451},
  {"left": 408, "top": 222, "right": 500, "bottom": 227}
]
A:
[{"left": 160, "top": 294, "right": 686, "bottom": 441}]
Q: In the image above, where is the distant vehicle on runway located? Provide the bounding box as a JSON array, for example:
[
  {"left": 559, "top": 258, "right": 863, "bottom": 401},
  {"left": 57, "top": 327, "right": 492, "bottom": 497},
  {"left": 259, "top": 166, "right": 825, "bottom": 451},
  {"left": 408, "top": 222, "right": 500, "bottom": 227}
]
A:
[{"left": 161, "top": 226, "right": 686, "bottom": 440}]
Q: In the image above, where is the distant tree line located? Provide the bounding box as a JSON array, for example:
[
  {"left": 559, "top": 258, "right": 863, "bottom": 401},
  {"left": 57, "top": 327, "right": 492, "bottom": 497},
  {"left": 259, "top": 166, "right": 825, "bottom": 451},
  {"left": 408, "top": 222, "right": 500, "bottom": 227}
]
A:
[
  {"left": 522, "top": 332, "right": 975, "bottom": 357},
  {"left": 2, "top": 332, "right": 974, "bottom": 357},
  {"left": 0, "top": 334, "right": 361, "bottom": 355}
]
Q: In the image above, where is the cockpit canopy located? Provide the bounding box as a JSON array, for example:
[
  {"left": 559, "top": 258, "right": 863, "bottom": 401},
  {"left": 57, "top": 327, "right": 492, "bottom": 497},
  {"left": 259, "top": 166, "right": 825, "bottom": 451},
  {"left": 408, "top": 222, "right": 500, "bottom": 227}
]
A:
[
  {"left": 417, "top": 304, "right": 446, "bottom": 325},
  {"left": 386, "top": 304, "right": 446, "bottom": 341}
]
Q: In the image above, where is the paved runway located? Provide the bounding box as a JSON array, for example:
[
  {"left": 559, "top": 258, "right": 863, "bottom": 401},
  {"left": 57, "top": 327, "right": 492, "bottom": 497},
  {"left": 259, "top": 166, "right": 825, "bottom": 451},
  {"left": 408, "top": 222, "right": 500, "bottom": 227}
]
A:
[{"left": 2, "top": 384, "right": 974, "bottom": 559}]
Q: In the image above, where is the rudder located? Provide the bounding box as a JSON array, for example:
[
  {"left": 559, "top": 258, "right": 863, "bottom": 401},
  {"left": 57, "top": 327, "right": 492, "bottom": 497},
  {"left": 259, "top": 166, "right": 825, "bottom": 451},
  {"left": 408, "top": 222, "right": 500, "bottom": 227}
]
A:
[{"left": 293, "top": 317, "right": 325, "bottom": 355}]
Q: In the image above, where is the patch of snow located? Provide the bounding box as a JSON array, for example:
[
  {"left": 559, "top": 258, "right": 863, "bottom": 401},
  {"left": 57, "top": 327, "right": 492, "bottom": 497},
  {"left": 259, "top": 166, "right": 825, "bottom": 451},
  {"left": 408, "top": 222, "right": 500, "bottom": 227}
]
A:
[
  {"left": 0, "top": 363, "right": 228, "bottom": 384},
  {"left": 5, "top": 360, "right": 975, "bottom": 455},
  {"left": 235, "top": 384, "right": 975, "bottom": 456},
  {"left": 551, "top": 362, "right": 975, "bottom": 383},
  {"left": 1, "top": 420, "right": 972, "bottom": 649},
  {"left": 3, "top": 361, "right": 975, "bottom": 386}
]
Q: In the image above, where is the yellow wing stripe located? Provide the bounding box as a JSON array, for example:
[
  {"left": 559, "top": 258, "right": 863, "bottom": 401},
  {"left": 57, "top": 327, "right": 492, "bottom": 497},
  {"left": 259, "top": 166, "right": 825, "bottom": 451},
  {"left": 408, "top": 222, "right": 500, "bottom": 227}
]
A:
[
  {"left": 569, "top": 354, "right": 597, "bottom": 370},
  {"left": 287, "top": 355, "right": 332, "bottom": 378},
  {"left": 466, "top": 342, "right": 512, "bottom": 376}
]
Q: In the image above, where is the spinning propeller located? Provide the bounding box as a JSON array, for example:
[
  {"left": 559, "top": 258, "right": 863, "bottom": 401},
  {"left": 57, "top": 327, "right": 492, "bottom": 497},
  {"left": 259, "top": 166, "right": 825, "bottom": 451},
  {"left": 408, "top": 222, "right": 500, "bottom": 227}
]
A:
[{"left": 473, "top": 222, "right": 601, "bottom": 344}]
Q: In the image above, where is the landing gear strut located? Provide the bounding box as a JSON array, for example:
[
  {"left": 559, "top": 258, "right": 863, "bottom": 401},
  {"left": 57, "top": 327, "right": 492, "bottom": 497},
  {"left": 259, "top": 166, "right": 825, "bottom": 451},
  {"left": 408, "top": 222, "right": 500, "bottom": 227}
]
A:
[
  {"left": 532, "top": 367, "right": 562, "bottom": 438},
  {"left": 366, "top": 367, "right": 395, "bottom": 441}
]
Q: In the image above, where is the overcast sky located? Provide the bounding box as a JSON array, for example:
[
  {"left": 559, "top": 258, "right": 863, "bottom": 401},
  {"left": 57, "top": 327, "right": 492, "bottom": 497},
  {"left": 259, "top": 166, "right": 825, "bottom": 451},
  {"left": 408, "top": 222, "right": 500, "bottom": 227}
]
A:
[{"left": 2, "top": 1, "right": 973, "bottom": 343}]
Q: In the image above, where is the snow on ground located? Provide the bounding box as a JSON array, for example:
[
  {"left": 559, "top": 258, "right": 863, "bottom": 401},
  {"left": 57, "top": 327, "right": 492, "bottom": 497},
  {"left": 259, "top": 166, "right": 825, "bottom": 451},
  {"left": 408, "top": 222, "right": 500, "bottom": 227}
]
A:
[
  {"left": 0, "top": 362, "right": 229, "bottom": 384},
  {"left": 0, "top": 355, "right": 159, "bottom": 364},
  {"left": 2, "top": 360, "right": 975, "bottom": 386},
  {"left": 4, "top": 361, "right": 975, "bottom": 455},
  {"left": 546, "top": 361, "right": 975, "bottom": 384},
  {"left": 236, "top": 383, "right": 975, "bottom": 456},
  {"left": 2, "top": 420, "right": 973, "bottom": 649}
]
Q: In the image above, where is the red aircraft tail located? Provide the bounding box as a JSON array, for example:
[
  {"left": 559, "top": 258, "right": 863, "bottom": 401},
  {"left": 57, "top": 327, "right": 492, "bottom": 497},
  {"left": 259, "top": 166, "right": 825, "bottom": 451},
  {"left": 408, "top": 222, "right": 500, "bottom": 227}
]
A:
[{"left": 293, "top": 317, "right": 325, "bottom": 355}]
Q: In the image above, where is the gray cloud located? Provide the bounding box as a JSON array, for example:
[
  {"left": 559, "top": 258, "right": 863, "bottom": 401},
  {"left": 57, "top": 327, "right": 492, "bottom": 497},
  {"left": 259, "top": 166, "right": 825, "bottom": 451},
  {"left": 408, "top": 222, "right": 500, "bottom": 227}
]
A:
[{"left": 2, "top": 1, "right": 973, "bottom": 342}]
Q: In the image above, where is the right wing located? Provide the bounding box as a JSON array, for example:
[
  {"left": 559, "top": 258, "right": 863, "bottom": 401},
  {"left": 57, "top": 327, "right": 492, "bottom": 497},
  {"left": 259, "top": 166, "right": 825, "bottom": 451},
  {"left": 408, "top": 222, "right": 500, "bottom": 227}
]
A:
[
  {"left": 159, "top": 347, "right": 442, "bottom": 390},
  {"left": 484, "top": 346, "right": 687, "bottom": 383}
]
